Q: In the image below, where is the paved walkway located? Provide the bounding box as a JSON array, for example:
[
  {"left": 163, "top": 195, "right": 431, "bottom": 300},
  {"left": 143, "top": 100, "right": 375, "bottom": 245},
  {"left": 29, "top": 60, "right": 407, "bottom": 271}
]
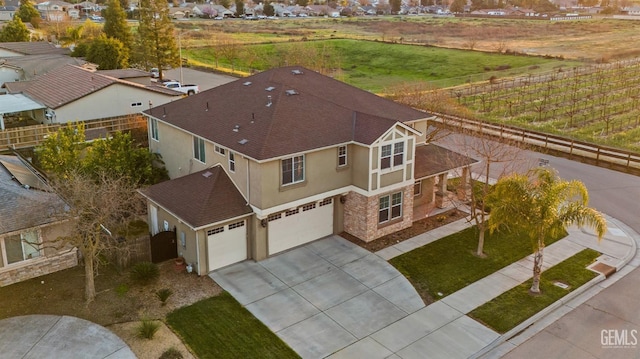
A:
[
  {"left": 0, "top": 315, "right": 135, "bottom": 359},
  {"left": 211, "top": 210, "right": 638, "bottom": 358}
]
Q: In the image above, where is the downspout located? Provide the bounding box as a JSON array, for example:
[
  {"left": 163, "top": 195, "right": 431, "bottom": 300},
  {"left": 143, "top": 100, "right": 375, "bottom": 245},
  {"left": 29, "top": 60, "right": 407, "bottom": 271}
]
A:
[
  {"left": 246, "top": 157, "right": 250, "bottom": 205},
  {"left": 195, "top": 230, "right": 201, "bottom": 275}
]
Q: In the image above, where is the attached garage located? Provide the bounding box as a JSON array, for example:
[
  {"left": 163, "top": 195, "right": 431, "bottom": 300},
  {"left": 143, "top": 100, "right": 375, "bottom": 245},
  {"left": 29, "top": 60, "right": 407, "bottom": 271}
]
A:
[
  {"left": 207, "top": 219, "right": 248, "bottom": 270},
  {"left": 268, "top": 198, "right": 334, "bottom": 255}
]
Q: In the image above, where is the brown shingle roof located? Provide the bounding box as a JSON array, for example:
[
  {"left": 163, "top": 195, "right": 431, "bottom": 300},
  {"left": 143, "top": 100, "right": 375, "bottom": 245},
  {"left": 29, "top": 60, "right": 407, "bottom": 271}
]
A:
[
  {"left": 145, "top": 66, "right": 431, "bottom": 161},
  {"left": 6, "top": 64, "right": 181, "bottom": 109},
  {"left": 0, "top": 42, "right": 70, "bottom": 56},
  {"left": 414, "top": 144, "right": 478, "bottom": 179},
  {"left": 97, "top": 68, "right": 150, "bottom": 79},
  {"left": 139, "top": 166, "right": 252, "bottom": 229},
  {"left": 2, "top": 54, "right": 88, "bottom": 81}
]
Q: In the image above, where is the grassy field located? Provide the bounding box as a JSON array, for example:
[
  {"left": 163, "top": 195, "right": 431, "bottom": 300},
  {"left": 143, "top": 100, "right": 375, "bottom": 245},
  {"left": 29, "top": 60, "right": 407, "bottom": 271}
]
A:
[
  {"left": 469, "top": 248, "right": 600, "bottom": 333},
  {"left": 389, "top": 226, "right": 565, "bottom": 303},
  {"left": 185, "top": 39, "right": 572, "bottom": 92},
  {"left": 166, "top": 292, "right": 300, "bottom": 359}
]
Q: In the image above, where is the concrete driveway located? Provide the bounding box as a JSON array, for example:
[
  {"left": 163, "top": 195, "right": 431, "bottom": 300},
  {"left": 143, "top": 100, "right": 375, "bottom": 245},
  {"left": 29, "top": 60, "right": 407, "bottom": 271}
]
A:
[{"left": 210, "top": 235, "right": 425, "bottom": 359}]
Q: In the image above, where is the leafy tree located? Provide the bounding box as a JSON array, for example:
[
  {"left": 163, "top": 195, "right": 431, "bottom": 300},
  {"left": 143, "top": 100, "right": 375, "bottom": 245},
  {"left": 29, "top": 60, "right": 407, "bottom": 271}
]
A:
[
  {"left": 486, "top": 168, "right": 607, "bottom": 294},
  {"left": 219, "top": 0, "right": 231, "bottom": 9},
  {"left": 86, "top": 35, "right": 129, "bottom": 70},
  {"left": 103, "top": 0, "right": 133, "bottom": 52},
  {"left": 298, "top": 0, "right": 310, "bottom": 6},
  {"left": 450, "top": 0, "right": 466, "bottom": 13},
  {"left": 16, "top": 0, "right": 41, "bottom": 28},
  {"left": 389, "top": 0, "right": 401, "bottom": 13},
  {"left": 133, "top": 0, "right": 179, "bottom": 78},
  {"left": 0, "top": 17, "right": 30, "bottom": 42},
  {"left": 62, "top": 24, "right": 84, "bottom": 47},
  {"left": 263, "top": 2, "right": 275, "bottom": 16},
  {"left": 81, "top": 19, "right": 104, "bottom": 41},
  {"left": 37, "top": 123, "right": 86, "bottom": 178},
  {"left": 235, "top": 0, "right": 245, "bottom": 17}
]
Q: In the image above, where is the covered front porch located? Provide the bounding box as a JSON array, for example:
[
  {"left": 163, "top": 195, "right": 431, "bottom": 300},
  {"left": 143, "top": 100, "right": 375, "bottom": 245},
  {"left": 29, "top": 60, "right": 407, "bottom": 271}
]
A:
[{"left": 411, "top": 144, "right": 478, "bottom": 222}]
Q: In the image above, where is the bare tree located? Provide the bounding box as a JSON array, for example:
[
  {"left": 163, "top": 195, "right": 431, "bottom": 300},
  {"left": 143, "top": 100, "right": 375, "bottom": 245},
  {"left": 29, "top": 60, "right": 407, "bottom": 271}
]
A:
[{"left": 51, "top": 171, "right": 145, "bottom": 304}]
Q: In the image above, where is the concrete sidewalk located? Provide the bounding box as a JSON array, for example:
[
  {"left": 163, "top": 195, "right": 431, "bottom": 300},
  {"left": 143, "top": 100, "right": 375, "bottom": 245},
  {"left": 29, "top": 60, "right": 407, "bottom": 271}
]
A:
[{"left": 327, "top": 214, "right": 638, "bottom": 359}]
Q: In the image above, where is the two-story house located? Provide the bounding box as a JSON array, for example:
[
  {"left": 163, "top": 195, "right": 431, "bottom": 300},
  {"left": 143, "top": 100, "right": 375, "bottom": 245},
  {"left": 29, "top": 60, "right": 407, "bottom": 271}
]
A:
[{"left": 140, "top": 66, "right": 474, "bottom": 275}]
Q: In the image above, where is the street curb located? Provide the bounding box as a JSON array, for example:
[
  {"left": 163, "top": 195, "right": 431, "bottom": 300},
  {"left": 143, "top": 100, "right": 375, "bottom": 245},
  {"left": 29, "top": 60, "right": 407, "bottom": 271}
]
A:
[
  {"left": 607, "top": 217, "right": 638, "bottom": 271},
  {"left": 470, "top": 274, "right": 605, "bottom": 359}
]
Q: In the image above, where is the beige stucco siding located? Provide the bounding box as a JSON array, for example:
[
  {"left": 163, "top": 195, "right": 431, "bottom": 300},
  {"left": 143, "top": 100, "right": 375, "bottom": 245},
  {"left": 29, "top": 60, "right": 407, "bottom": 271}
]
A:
[
  {"left": 149, "top": 121, "right": 207, "bottom": 178},
  {"left": 259, "top": 147, "right": 353, "bottom": 209},
  {"left": 380, "top": 170, "right": 404, "bottom": 187},
  {"left": 351, "top": 145, "right": 369, "bottom": 190},
  {"left": 52, "top": 84, "right": 179, "bottom": 123}
]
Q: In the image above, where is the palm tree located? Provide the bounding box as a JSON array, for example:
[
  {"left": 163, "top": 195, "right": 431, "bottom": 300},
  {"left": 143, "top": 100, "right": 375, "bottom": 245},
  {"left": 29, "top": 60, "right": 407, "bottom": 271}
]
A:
[{"left": 486, "top": 167, "right": 607, "bottom": 294}]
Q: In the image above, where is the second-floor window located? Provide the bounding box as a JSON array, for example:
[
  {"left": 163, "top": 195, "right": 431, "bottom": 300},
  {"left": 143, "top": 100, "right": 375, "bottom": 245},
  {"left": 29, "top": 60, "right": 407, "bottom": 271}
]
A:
[
  {"left": 338, "top": 146, "right": 347, "bottom": 167},
  {"left": 229, "top": 152, "right": 235, "bottom": 172},
  {"left": 215, "top": 145, "right": 225, "bottom": 156},
  {"left": 381, "top": 141, "right": 404, "bottom": 169},
  {"left": 282, "top": 155, "right": 304, "bottom": 185},
  {"left": 150, "top": 118, "right": 158, "bottom": 141},
  {"left": 193, "top": 136, "right": 205, "bottom": 163}
]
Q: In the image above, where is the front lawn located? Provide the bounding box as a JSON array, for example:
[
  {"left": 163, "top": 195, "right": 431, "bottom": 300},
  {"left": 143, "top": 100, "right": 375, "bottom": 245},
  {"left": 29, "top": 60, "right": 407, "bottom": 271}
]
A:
[
  {"left": 389, "top": 226, "right": 565, "bottom": 303},
  {"left": 166, "top": 292, "right": 300, "bottom": 359},
  {"left": 469, "top": 248, "right": 600, "bottom": 333}
]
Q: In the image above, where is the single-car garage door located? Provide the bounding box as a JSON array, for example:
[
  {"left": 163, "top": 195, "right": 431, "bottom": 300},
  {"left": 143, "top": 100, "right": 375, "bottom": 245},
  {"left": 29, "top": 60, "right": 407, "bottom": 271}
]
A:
[
  {"left": 208, "top": 219, "right": 247, "bottom": 271},
  {"left": 268, "top": 198, "right": 334, "bottom": 255}
]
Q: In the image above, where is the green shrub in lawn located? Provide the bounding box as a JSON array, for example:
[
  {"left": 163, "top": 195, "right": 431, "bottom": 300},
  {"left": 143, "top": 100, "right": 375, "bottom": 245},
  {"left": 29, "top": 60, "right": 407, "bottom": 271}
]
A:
[
  {"left": 156, "top": 288, "right": 173, "bottom": 306},
  {"left": 167, "top": 292, "right": 299, "bottom": 359},
  {"left": 136, "top": 318, "right": 160, "bottom": 340},
  {"left": 130, "top": 262, "right": 159, "bottom": 284},
  {"left": 469, "top": 248, "right": 600, "bottom": 334},
  {"left": 389, "top": 226, "right": 566, "bottom": 302}
]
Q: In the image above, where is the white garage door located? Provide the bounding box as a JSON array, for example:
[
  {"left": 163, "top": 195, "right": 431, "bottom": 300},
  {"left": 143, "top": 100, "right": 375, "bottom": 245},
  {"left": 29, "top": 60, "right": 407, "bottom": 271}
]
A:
[
  {"left": 208, "top": 220, "right": 247, "bottom": 271},
  {"left": 268, "top": 198, "right": 334, "bottom": 255}
]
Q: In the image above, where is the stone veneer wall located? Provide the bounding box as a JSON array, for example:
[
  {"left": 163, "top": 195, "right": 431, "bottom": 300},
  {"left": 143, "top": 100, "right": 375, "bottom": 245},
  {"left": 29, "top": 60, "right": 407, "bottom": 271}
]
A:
[
  {"left": 344, "top": 185, "right": 414, "bottom": 242},
  {"left": 0, "top": 249, "right": 78, "bottom": 287}
]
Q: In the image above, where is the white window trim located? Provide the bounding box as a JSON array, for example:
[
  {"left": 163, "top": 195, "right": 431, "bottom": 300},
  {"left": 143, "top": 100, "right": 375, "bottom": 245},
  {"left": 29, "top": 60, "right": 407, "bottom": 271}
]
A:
[
  {"left": 193, "top": 136, "right": 205, "bottom": 163},
  {"left": 150, "top": 118, "right": 159, "bottom": 142},
  {"left": 1, "top": 230, "right": 42, "bottom": 266},
  {"left": 281, "top": 155, "right": 305, "bottom": 186},
  {"left": 414, "top": 180, "right": 422, "bottom": 197},
  {"left": 338, "top": 145, "right": 347, "bottom": 167},
  {"left": 229, "top": 152, "right": 235, "bottom": 173},
  {"left": 215, "top": 145, "right": 226, "bottom": 156},
  {"left": 379, "top": 192, "right": 403, "bottom": 224},
  {"left": 380, "top": 141, "right": 405, "bottom": 170}
]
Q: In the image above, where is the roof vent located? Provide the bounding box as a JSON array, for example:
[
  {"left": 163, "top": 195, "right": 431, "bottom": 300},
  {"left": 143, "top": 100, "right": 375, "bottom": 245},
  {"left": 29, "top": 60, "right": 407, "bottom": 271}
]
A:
[
  {"left": 202, "top": 171, "right": 213, "bottom": 178},
  {"left": 233, "top": 124, "right": 240, "bottom": 132},
  {"left": 238, "top": 139, "right": 248, "bottom": 145},
  {"left": 265, "top": 86, "right": 275, "bottom": 91},
  {"left": 285, "top": 89, "right": 299, "bottom": 96},
  {"left": 243, "top": 81, "right": 252, "bottom": 86},
  {"left": 266, "top": 95, "right": 272, "bottom": 107},
  {"left": 291, "top": 69, "right": 303, "bottom": 75}
]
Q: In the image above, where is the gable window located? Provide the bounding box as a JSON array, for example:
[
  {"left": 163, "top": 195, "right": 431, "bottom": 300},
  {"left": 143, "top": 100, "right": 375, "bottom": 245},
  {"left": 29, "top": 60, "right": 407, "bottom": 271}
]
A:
[
  {"left": 282, "top": 155, "right": 304, "bottom": 185},
  {"left": 215, "top": 145, "right": 226, "bottom": 156},
  {"left": 380, "top": 141, "right": 404, "bottom": 169},
  {"left": 3, "top": 231, "right": 40, "bottom": 265},
  {"left": 193, "top": 136, "right": 205, "bottom": 163},
  {"left": 229, "top": 152, "right": 235, "bottom": 172},
  {"left": 379, "top": 192, "right": 403, "bottom": 223},
  {"left": 150, "top": 118, "right": 159, "bottom": 141},
  {"left": 338, "top": 146, "right": 347, "bottom": 167}
]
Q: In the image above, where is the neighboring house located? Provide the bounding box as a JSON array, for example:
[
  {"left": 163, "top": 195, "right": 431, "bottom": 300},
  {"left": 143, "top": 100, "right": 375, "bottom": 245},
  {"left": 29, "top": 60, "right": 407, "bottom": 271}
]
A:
[
  {"left": 37, "top": 0, "right": 79, "bottom": 20},
  {"left": 0, "top": 54, "right": 89, "bottom": 93},
  {"left": 97, "top": 68, "right": 153, "bottom": 86},
  {"left": 4, "top": 64, "right": 183, "bottom": 125},
  {"left": 0, "top": 42, "right": 69, "bottom": 58},
  {"left": 140, "top": 66, "right": 474, "bottom": 275},
  {"left": 0, "top": 154, "right": 77, "bottom": 287},
  {"left": 0, "top": 6, "right": 17, "bottom": 21},
  {"left": 625, "top": 6, "right": 640, "bottom": 15}
]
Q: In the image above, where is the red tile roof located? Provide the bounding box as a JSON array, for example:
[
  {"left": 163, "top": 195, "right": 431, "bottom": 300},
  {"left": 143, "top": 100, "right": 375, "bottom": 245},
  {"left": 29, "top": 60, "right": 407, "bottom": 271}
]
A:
[
  {"left": 139, "top": 166, "right": 252, "bottom": 229},
  {"left": 145, "top": 66, "right": 431, "bottom": 161},
  {"left": 6, "top": 65, "right": 181, "bottom": 109}
]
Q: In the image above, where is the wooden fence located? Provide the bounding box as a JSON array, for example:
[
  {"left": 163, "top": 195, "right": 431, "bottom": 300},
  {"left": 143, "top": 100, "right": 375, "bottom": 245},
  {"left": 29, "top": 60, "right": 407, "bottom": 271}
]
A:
[
  {"left": 0, "top": 115, "right": 148, "bottom": 151},
  {"left": 431, "top": 112, "right": 640, "bottom": 176}
]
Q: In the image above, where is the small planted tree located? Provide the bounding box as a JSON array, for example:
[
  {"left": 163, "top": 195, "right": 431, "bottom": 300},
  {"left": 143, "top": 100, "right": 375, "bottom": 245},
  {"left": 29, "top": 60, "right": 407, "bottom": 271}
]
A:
[{"left": 486, "top": 167, "right": 607, "bottom": 294}]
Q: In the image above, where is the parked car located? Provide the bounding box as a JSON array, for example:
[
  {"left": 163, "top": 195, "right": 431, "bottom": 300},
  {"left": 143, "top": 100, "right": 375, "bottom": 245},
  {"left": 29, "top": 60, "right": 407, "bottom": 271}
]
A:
[
  {"left": 150, "top": 68, "right": 160, "bottom": 78},
  {"left": 162, "top": 81, "right": 199, "bottom": 95}
]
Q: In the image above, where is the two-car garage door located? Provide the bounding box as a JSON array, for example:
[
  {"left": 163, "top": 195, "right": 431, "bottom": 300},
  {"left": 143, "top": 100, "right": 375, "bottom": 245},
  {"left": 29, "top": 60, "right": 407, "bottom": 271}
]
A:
[
  {"left": 268, "top": 198, "right": 334, "bottom": 255},
  {"left": 208, "top": 220, "right": 247, "bottom": 271}
]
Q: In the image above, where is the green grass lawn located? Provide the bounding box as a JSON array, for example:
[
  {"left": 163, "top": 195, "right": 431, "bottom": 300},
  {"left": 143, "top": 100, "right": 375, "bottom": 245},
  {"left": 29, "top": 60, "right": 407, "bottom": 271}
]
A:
[
  {"left": 166, "top": 292, "right": 300, "bottom": 359},
  {"left": 389, "top": 226, "right": 565, "bottom": 303},
  {"left": 185, "top": 39, "right": 571, "bottom": 92},
  {"left": 469, "top": 248, "right": 600, "bottom": 334}
]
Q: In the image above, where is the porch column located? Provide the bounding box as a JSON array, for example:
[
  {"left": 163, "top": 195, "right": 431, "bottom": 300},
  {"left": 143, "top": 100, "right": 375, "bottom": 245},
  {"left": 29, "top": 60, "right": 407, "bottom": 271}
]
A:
[
  {"left": 457, "top": 167, "right": 472, "bottom": 202},
  {"left": 435, "top": 173, "right": 447, "bottom": 208}
]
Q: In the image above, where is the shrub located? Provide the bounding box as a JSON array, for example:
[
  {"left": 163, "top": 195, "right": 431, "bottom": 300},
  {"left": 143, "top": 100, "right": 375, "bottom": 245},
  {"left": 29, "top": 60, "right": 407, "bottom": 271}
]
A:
[
  {"left": 130, "top": 262, "right": 159, "bottom": 284},
  {"left": 115, "top": 283, "right": 129, "bottom": 297},
  {"left": 136, "top": 318, "right": 160, "bottom": 340},
  {"left": 159, "top": 347, "right": 183, "bottom": 359},
  {"left": 156, "top": 288, "right": 173, "bottom": 306}
]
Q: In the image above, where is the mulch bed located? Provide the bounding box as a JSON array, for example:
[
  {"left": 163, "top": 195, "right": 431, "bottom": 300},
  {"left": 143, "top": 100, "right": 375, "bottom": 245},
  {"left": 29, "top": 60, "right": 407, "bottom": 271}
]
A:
[{"left": 341, "top": 208, "right": 468, "bottom": 252}]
